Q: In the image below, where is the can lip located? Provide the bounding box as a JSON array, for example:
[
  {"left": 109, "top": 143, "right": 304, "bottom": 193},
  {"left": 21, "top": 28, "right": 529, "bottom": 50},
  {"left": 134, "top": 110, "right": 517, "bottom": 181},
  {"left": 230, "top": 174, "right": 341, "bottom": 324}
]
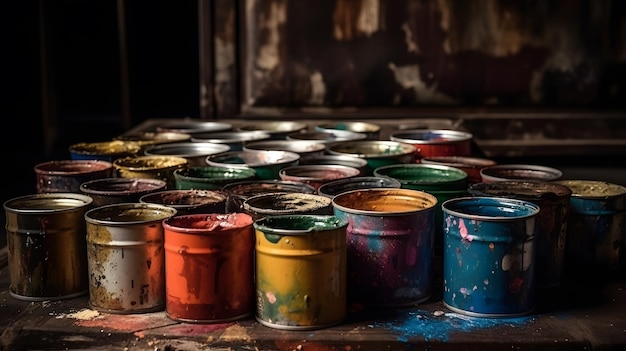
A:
[
  {"left": 84, "top": 202, "right": 177, "bottom": 225},
  {"left": 253, "top": 214, "right": 348, "bottom": 235},
  {"left": 441, "top": 196, "right": 540, "bottom": 220},
  {"left": 480, "top": 164, "right": 563, "bottom": 181},
  {"left": 163, "top": 213, "right": 254, "bottom": 232},
  {"left": 4, "top": 193, "right": 94, "bottom": 213},
  {"left": 553, "top": 179, "right": 626, "bottom": 198},
  {"left": 331, "top": 188, "right": 438, "bottom": 215},
  {"left": 34, "top": 159, "right": 113, "bottom": 175},
  {"left": 468, "top": 180, "right": 572, "bottom": 199},
  {"left": 389, "top": 129, "right": 474, "bottom": 144}
]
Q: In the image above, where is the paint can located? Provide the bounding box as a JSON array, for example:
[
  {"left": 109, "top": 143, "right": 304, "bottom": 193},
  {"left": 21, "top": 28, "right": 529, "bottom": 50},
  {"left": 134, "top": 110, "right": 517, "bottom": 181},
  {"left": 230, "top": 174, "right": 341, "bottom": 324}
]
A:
[
  {"left": 139, "top": 189, "right": 227, "bottom": 215},
  {"left": 317, "top": 176, "right": 402, "bottom": 199},
  {"left": 332, "top": 188, "right": 438, "bottom": 306},
  {"left": 113, "top": 155, "right": 188, "bottom": 189},
  {"left": 34, "top": 160, "right": 114, "bottom": 193},
  {"left": 389, "top": 129, "right": 473, "bottom": 161},
  {"left": 243, "top": 193, "right": 333, "bottom": 221},
  {"left": 480, "top": 164, "right": 563, "bottom": 182},
  {"left": 222, "top": 180, "right": 316, "bottom": 213},
  {"left": 442, "top": 196, "right": 540, "bottom": 317},
  {"left": 254, "top": 215, "right": 348, "bottom": 330},
  {"left": 173, "top": 166, "right": 257, "bottom": 190},
  {"left": 84, "top": 203, "right": 177, "bottom": 314},
  {"left": 553, "top": 180, "right": 626, "bottom": 279},
  {"left": 79, "top": 177, "right": 168, "bottom": 207},
  {"left": 4, "top": 193, "right": 93, "bottom": 301},
  {"left": 162, "top": 213, "right": 255, "bottom": 323},
  {"left": 278, "top": 165, "right": 361, "bottom": 192},
  {"left": 421, "top": 156, "right": 497, "bottom": 184},
  {"left": 326, "top": 141, "right": 416, "bottom": 176},
  {"left": 69, "top": 140, "right": 141, "bottom": 162},
  {"left": 468, "top": 181, "right": 572, "bottom": 288}
]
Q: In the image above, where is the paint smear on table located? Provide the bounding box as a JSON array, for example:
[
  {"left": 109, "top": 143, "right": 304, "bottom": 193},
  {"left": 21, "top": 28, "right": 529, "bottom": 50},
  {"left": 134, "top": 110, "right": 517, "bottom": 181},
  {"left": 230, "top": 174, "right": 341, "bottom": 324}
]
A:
[{"left": 373, "top": 309, "right": 534, "bottom": 342}]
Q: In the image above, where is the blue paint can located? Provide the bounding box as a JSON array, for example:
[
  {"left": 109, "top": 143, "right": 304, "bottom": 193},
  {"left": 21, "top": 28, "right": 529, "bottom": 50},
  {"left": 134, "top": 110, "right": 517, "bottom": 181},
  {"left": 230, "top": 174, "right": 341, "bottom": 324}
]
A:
[
  {"left": 553, "top": 180, "right": 626, "bottom": 279},
  {"left": 442, "top": 196, "right": 540, "bottom": 317}
]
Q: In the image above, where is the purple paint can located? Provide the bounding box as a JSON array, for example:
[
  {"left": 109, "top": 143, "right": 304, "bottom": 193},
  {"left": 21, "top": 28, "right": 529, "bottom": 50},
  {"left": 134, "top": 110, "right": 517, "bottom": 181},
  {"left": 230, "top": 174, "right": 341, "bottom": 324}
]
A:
[
  {"left": 442, "top": 196, "right": 540, "bottom": 317},
  {"left": 34, "top": 160, "right": 114, "bottom": 193},
  {"left": 332, "top": 188, "right": 438, "bottom": 306}
]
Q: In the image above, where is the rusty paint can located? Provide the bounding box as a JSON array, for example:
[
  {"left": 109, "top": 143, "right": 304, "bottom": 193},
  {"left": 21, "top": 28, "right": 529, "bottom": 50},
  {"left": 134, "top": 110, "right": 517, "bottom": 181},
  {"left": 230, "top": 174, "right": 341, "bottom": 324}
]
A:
[
  {"left": 162, "top": 213, "right": 255, "bottom": 323},
  {"left": 84, "top": 203, "right": 177, "bottom": 313},
  {"left": 4, "top": 193, "right": 93, "bottom": 301},
  {"left": 332, "top": 188, "right": 438, "bottom": 306},
  {"left": 553, "top": 180, "right": 626, "bottom": 279},
  {"left": 139, "top": 189, "right": 227, "bottom": 215},
  {"left": 442, "top": 196, "right": 540, "bottom": 317},
  {"left": 468, "top": 181, "right": 572, "bottom": 288},
  {"left": 254, "top": 215, "right": 348, "bottom": 330},
  {"left": 34, "top": 160, "right": 114, "bottom": 193},
  {"left": 243, "top": 192, "right": 333, "bottom": 221},
  {"left": 222, "top": 180, "right": 316, "bottom": 213}
]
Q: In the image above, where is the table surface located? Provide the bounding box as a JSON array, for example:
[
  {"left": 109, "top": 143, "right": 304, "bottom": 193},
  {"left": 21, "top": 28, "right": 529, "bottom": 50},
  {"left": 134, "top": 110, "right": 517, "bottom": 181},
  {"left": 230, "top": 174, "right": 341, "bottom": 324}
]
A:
[
  {"left": 1, "top": 246, "right": 625, "bottom": 351},
  {"left": 2, "top": 118, "right": 626, "bottom": 350}
]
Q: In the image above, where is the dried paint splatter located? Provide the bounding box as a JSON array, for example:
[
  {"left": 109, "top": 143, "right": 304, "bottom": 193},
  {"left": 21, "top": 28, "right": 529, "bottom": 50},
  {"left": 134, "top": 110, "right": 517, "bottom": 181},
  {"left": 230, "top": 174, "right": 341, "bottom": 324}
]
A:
[{"left": 373, "top": 309, "right": 533, "bottom": 342}]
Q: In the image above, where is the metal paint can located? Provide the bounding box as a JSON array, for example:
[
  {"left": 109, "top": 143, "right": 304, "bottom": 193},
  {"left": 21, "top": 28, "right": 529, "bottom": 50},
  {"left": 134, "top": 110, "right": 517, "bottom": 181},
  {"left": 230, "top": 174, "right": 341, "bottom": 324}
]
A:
[
  {"left": 139, "top": 189, "right": 227, "bottom": 215},
  {"left": 278, "top": 165, "right": 361, "bottom": 192},
  {"left": 327, "top": 140, "right": 417, "bottom": 176},
  {"left": 34, "top": 160, "right": 114, "bottom": 193},
  {"left": 69, "top": 140, "right": 141, "bottom": 162},
  {"left": 332, "top": 188, "right": 438, "bottom": 306},
  {"left": 254, "top": 215, "right": 348, "bottom": 330},
  {"left": 421, "top": 156, "right": 497, "bottom": 184},
  {"left": 222, "top": 180, "right": 316, "bottom": 213},
  {"left": 317, "top": 176, "right": 402, "bottom": 199},
  {"left": 84, "top": 203, "right": 177, "bottom": 313},
  {"left": 315, "top": 121, "right": 381, "bottom": 140},
  {"left": 206, "top": 150, "right": 300, "bottom": 180},
  {"left": 173, "top": 166, "right": 257, "bottom": 191},
  {"left": 163, "top": 213, "right": 255, "bottom": 323},
  {"left": 243, "top": 193, "right": 333, "bottom": 221},
  {"left": 389, "top": 129, "right": 473, "bottom": 161},
  {"left": 468, "top": 181, "right": 572, "bottom": 288},
  {"left": 4, "top": 193, "right": 93, "bottom": 301},
  {"left": 553, "top": 180, "right": 626, "bottom": 278},
  {"left": 442, "top": 196, "right": 540, "bottom": 317},
  {"left": 143, "top": 142, "right": 230, "bottom": 167},
  {"left": 480, "top": 164, "right": 563, "bottom": 183},
  {"left": 113, "top": 155, "right": 188, "bottom": 189},
  {"left": 79, "top": 177, "right": 168, "bottom": 207}
]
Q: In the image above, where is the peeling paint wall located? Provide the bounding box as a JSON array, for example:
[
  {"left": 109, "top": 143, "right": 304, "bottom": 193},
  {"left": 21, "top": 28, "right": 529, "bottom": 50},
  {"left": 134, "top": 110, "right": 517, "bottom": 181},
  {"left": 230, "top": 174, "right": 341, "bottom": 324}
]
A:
[{"left": 211, "top": 0, "right": 625, "bottom": 116}]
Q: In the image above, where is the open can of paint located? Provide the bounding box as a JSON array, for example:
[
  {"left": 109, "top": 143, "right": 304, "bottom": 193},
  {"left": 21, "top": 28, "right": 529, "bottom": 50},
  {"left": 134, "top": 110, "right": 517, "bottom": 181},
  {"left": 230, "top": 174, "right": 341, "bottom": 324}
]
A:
[
  {"left": 332, "top": 188, "right": 438, "bottom": 307},
  {"left": 163, "top": 213, "right": 255, "bottom": 323},
  {"left": 442, "top": 196, "right": 540, "bottom": 317},
  {"left": 254, "top": 215, "right": 348, "bottom": 330}
]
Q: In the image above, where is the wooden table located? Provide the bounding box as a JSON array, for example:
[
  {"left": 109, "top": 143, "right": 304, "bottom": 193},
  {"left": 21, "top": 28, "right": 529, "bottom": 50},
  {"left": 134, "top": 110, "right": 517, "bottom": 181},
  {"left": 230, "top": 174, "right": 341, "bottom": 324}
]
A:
[{"left": 1, "top": 246, "right": 625, "bottom": 351}]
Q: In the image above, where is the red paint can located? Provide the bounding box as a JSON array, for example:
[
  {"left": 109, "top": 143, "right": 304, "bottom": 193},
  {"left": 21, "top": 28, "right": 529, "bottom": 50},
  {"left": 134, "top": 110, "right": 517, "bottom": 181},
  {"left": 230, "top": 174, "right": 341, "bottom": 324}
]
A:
[{"left": 163, "top": 213, "right": 255, "bottom": 323}]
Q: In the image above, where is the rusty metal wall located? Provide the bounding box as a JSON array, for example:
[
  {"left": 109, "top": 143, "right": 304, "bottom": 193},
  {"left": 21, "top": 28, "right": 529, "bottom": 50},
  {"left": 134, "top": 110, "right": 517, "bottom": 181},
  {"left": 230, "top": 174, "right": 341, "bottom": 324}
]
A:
[{"left": 207, "top": 0, "right": 625, "bottom": 117}]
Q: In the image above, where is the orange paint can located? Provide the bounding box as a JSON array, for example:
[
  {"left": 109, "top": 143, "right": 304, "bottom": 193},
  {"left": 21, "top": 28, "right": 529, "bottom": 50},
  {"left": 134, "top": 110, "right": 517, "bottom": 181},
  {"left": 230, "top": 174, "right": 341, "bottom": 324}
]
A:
[{"left": 163, "top": 213, "right": 255, "bottom": 323}]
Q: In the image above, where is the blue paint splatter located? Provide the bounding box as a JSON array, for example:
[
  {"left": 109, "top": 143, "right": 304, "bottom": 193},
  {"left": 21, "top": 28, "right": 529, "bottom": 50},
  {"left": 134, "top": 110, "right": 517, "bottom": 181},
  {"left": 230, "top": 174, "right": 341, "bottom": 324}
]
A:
[{"left": 372, "top": 309, "right": 534, "bottom": 342}]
